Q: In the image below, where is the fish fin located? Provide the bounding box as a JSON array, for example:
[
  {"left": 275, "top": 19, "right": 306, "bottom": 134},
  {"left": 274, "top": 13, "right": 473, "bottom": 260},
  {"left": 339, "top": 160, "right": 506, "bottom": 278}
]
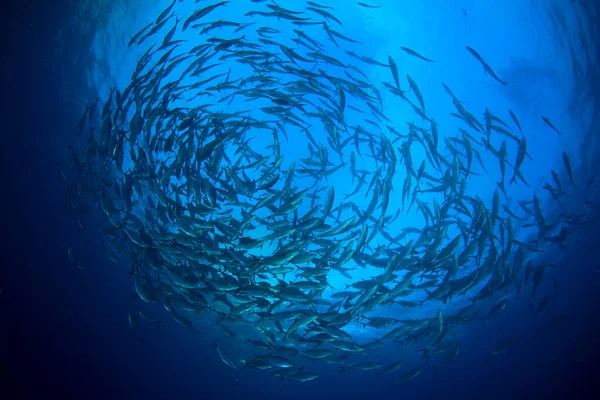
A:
[
  {"left": 497, "top": 180, "right": 507, "bottom": 199},
  {"left": 274, "top": 371, "right": 285, "bottom": 380}
]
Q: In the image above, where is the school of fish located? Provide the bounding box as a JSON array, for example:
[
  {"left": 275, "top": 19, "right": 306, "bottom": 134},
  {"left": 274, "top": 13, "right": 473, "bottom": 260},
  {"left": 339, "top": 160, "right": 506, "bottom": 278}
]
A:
[{"left": 60, "top": 0, "right": 600, "bottom": 384}]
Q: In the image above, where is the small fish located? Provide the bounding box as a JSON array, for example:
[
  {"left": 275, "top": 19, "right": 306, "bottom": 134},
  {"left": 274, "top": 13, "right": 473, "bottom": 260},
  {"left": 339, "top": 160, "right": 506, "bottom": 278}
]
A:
[
  {"left": 394, "top": 367, "right": 423, "bottom": 384},
  {"left": 358, "top": 2, "right": 382, "bottom": 8},
  {"left": 407, "top": 74, "right": 425, "bottom": 112},
  {"left": 378, "top": 360, "right": 404, "bottom": 374},
  {"left": 562, "top": 152, "right": 575, "bottom": 185},
  {"left": 465, "top": 46, "right": 508, "bottom": 85},
  {"left": 510, "top": 138, "right": 527, "bottom": 185},
  {"left": 587, "top": 174, "right": 596, "bottom": 187},
  {"left": 211, "top": 342, "right": 237, "bottom": 369},
  {"left": 138, "top": 310, "right": 162, "bottom": 328},
  {"left": 541, "top": 116, "right": 562, "bottom": 135},
  {"left": 388, "top": 55, "right": 400, "bottom": 90},
  {"left": 128, "top": 312, "right": 141, "bottom": 333},
  {"left": 486, "top": 336, "right": 516, "bottom": 362},
  {"left": 400, "top": 46, "right": 435, "bottom": 62},
  {"left": 183, "top": 1, "right": 230, "bottom": 31},
  {"left": 508, "top": 110, "right": 524, "bottom": 135}
]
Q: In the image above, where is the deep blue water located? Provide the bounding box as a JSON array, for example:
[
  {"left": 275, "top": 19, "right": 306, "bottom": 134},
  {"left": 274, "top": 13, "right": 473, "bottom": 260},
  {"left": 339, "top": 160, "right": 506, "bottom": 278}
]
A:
[{"left": 4, "top": 0, "right": 600, "bottom": 399}]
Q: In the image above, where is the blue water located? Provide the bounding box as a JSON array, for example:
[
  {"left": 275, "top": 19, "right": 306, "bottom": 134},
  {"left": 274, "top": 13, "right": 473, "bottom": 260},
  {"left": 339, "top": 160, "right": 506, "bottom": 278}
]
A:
[{"left": 4, "top": 0, "right": 600, "bottom": 399}]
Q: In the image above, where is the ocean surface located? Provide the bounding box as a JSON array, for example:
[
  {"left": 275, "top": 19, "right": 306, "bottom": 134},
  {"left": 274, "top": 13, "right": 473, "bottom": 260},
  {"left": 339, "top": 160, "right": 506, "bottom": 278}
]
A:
[{"left": 3, "top": 0, "right": 600, "bottom": 399}]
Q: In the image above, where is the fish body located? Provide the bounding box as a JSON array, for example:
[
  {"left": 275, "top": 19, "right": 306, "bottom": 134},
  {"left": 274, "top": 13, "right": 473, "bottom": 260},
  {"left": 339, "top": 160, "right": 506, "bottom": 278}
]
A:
[{"left": 465, "top": 46, "right": 508, "bottom": 85}]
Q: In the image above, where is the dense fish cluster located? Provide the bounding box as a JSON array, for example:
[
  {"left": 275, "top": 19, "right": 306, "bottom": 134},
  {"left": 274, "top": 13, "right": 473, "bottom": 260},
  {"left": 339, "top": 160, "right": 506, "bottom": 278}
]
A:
[{"left": 61, "top": 0, "right": 599, "bottom": 383}]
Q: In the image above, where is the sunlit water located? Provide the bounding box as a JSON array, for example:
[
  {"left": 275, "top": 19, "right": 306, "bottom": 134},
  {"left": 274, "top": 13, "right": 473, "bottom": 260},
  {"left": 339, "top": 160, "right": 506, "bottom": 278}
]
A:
[{"left": 29, "top": 0, "right": 600, "bottom": 398}]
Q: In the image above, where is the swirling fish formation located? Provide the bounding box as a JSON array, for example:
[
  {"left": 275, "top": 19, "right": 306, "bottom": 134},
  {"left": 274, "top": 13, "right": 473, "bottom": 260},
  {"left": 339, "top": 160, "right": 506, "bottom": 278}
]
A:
[{"left": 61, "top": 0, "right": 598, "bottom": 384}]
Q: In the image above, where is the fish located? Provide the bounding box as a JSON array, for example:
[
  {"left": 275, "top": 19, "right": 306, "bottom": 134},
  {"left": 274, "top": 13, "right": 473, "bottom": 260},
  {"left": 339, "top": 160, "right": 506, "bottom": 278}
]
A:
[
  {"left": 497, "top": 141, "right": 508, "bottom": 197},
  {"left": 587, "top": 174, "right": 596, "bottom": 187},
  {"left": 306, "top": 6, "right": 343, "bottom": 26},
  {"left": 407, "top": 74, "right": 425, "bottom": 112},
  {"left": 183, "top": 2, "right": 230, "bottom": 31},
  {"left": 394, "top": 367, "right": 423, "bottom": 384},
  {"left": 378, "top": 360, "right": 404, "bottom": 374},
  {"left": 128, "top": 312, "right": 142, "bottom": 339},
  {"left": 279, "top": 370, "right": 320, "bottom": 382},
  {"left": 212, "top": 342, "right": 238, "bottom": 369},
  {"left": 533, "top": 295, "right": 551, "bottom": 318},
  {"left": 486, "top": 336, "right": 516, "bottom": 362},
  {"left": 508, "top": 110, "right": 524, "bottom": 135},
  {"left": 358, "top": 2, "right": 382, "bottom": 8},
  {"left": 465, "top": 46, "right": 508, "bottom": 85},
  {"left": 562, "top": 152, "right": 575, "bottom": 185},
  {"left": 129, "top": 22, "right": 154, "bottom": 47},
  {"left": 156, "top": 0, "right": 176, "bottom": 25},
  {"left": 61, "top": 0, "right": 592, "bottom": 384},
  {"left": 388, "top": 55, "right": 400, "bottom": 90},
  {"left": 137, "top": 310, "right": 162, "bottom": 328},
  {"left": 400, "top": 46, "right": 435, "bottom": 62},
  {"left": 510, "top": 137, "right": 527, "bottom": 185},
  {"left": 433, "top": 344, "right": 460, "bottom": 373},
  {"left": 541, "top": 116, "right": 562, "bottom": 135}
]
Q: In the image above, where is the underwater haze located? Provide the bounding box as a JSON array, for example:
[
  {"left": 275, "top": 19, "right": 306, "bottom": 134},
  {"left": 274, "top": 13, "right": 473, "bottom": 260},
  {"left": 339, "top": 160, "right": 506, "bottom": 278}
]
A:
[{"left": 4, "top": 0, "right": 600, "bottom": 399}]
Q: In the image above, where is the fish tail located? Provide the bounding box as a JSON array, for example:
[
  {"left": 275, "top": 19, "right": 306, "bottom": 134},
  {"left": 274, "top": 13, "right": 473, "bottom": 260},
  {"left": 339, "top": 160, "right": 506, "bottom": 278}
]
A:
[
  {"left": 497, "top": 180, "right": 507, "bottom": 199},
  {"left": 274, "top": 371, "right": 285, "bottom": 380}
]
